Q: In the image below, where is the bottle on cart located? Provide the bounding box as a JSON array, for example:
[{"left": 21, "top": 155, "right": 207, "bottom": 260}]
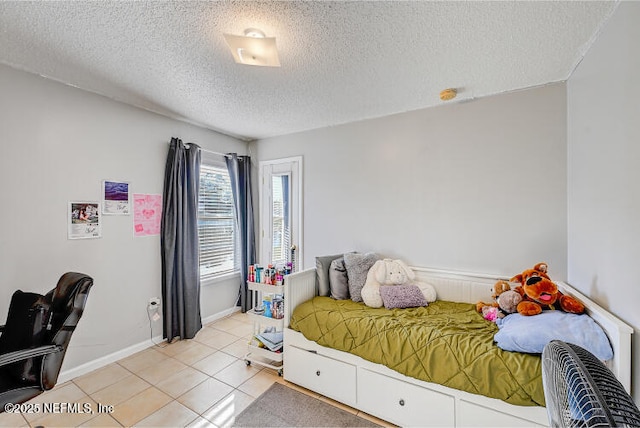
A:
[
  {"left": 248, "top": 265, "right": 255, "bottom": 282},
  {"left": 263, "top": 296, "right": 272, "bottom": 317}
]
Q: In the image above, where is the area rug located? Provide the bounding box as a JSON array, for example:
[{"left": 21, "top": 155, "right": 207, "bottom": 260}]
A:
[{"left": 234, "top": 383, "right": 382, "bottom": 427}]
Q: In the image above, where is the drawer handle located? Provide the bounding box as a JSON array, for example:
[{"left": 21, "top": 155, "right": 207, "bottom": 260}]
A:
[
  {"left": 316, "top": 370, "right": 321, "bottom": 376},
  {"left": 399, "top": 399, "right": 405, "bottom": 406}
]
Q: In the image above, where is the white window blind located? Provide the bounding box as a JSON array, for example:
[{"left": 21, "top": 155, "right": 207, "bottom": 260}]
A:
[
  {"left": 198, "top": 164, "right": 238, "bottom": 280},
  {"left": 271, "top": 176, "right": 290, "bottom": 266}
]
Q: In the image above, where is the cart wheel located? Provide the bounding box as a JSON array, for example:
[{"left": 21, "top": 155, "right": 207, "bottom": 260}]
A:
[
  {"left": 245, "top": 360, "right": 251, "bottom": 366},
  {"left": 277, "top": 369, "right": 283, "bottom": 377}
]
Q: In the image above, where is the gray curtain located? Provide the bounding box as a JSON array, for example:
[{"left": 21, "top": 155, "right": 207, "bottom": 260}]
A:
[
  {"left": 225, "top": 154, "right": 256, "bottom": 312},
  {"left": 161, "top": 137, "right": 202, "bottom": 341}
]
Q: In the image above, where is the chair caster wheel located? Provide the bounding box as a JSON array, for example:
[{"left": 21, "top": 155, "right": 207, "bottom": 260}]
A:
[{"left": 245, "top": 360, "right": 251, "bottom": 366}]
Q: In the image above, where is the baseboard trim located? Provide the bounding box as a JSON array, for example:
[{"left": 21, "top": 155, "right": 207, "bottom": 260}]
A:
[
  {"left": 202, "top": 306, "right": 241, "bottom": 325},
  {"left": 58, "top": 306, "right": 241, "bottom": 383},
  {"left": 58, "top": 336, "right": 163, "bottom": 384}
]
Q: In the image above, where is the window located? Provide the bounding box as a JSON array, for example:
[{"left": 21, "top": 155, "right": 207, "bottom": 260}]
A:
[
  {"left": 198, "top": 163, "right": 238, "bottom": 280},
  {"left": 271, "top": 175, "right": 290, "bottom": 266}
]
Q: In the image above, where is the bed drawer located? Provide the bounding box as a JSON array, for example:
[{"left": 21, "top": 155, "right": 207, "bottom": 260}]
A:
[
  {"left": 457, "top": 400, "right": 547, "bottom": 427},
  {"left": 357, "top": 368, "right": 455, "bottom": 427},
  {"left": 285, "top": 345, "right": 357, "bottom": 406}
]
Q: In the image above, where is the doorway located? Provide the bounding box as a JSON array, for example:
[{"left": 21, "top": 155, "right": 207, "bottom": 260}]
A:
[{"left": 259, "top": 157, "right": 302, "bottom": 271}]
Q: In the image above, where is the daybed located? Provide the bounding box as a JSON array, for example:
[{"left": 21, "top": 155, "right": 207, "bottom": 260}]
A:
[{"left": 282, "top": 266, "right": 633, "bottom": 427}]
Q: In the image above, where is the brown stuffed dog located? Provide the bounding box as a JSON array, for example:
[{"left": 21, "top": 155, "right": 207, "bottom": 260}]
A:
[{"left": 510, "top": 262, "right": 585, "bottom": 316}]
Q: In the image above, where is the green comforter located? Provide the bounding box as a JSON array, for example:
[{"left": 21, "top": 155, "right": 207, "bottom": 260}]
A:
[{"left": 289, "top": 297, "right": 544, "bottom": 407}]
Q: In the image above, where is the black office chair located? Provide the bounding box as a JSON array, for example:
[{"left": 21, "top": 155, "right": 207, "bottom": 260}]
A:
[{"left": 0, "top": 272, "right": 93, "bottom": 410}]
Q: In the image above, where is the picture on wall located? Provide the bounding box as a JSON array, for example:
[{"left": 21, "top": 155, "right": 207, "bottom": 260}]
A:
[
  {"left": 133, "top": 193, "right": 162, "bottom": 237},
  {"left": 68, "top": 201, "right": 101, "bottom": 239},
  {"left": 102, "top": 180, "right": 130, "bottom": 215}
]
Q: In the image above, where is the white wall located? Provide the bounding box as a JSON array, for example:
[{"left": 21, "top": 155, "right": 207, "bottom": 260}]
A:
[
  {"left": 0, "top": 64, "right": 246, "bottom": 373},
  {"left": 567, "top": 1, "right": 640, "bottom": 402},
  {"left": 253, "top": 83, "right": 568, "bottom": 278}
]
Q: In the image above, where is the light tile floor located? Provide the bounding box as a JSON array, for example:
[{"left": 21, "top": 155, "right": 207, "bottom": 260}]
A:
[{"left": 0, "top": 312, "right": 392, "bottom": 427}]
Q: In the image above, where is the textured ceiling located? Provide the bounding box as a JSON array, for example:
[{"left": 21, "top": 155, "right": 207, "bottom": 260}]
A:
[{"left": 0, "top": 1, "right": 617, "bottom": 141}]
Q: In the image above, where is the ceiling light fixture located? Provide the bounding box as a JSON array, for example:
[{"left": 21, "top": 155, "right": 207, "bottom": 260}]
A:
[
  {"left": 223, "top": 28, "right": 280, "bottom": 67},
  {"left": 439, "top": 88, "right": 457, "bottom": 101}
]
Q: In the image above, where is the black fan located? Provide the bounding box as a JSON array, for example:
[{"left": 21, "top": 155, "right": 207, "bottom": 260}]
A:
[{"left": 542, "top": 340, "right": 640, "bottom": 427}]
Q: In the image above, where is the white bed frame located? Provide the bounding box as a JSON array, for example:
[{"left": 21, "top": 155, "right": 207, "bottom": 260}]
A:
[{"left": 283, "top": 267, "right": 633, "bottom": 427}]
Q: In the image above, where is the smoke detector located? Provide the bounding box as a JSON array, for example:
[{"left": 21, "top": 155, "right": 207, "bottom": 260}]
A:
[{"left": 439, "top": 88, "right": 458, "bottom": 101}]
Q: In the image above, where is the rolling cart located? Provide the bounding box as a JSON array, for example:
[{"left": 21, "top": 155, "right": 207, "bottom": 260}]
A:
[{"left": 244, "top": 281, "right": 284, "bottom": 376}]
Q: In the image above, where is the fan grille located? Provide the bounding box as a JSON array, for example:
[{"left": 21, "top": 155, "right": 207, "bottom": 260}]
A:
[{"left": 542, "top": 340, "right": 640, "bottom": 428}]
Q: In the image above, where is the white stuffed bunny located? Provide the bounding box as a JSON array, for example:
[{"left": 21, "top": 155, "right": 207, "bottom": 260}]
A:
[{"left": 361, "top": 259, "right": 437, "bottom": 308}]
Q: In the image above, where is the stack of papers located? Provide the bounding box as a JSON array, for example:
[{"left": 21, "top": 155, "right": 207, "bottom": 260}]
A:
[{"left": 254, "top": 330, "right": 283, "bottom": 352}]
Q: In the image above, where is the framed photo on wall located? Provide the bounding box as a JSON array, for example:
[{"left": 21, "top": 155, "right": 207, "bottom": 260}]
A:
[
  {"left": 102, "top": 180, "right": 130, "bottom": 215},
  {"left": 68, "top": 201, "right": 102, "bottom": 239}
]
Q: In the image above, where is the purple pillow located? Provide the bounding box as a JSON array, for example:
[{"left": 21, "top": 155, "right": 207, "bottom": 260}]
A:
[{"left": 379, "top": 285, "right": 427, "bottom": 309}]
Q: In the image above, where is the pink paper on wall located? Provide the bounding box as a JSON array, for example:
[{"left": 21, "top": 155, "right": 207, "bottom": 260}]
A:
[{"left": 133, "top": 193, "right": 162, "bottom": 236}]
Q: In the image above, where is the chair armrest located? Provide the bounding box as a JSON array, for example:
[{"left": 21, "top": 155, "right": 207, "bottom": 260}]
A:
[{"left": 0, "top": 345, "right": 63, "bottom": 367}]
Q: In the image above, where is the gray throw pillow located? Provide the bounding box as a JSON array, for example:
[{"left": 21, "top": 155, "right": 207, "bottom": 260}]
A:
[
  {"left": 329, "top": 257, "right": 350, "bottom": 300},
  {"left": 343, "top": 252, "right": 380, "bottom": 302},
  {"left": 315, "top": 254, "right": 343, "bottom": 296},
  {"left": 379, "top": 285, "right": 428, "bottom": 309}
]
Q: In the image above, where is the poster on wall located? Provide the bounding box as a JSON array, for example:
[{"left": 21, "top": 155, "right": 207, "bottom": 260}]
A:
[
  {"left": 102, "top": 180, "right": 130, "bottom": 215},
  {"left": 133, "top": 193, "right": 162, "bottom": 237},
  {"left": 68, "top": 202, "right": 101, "bottom": 239}
]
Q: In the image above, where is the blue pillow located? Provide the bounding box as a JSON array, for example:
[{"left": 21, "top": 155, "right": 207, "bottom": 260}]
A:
[{"left": 494, "top": 311, "right": 613, "bottom": 361}]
